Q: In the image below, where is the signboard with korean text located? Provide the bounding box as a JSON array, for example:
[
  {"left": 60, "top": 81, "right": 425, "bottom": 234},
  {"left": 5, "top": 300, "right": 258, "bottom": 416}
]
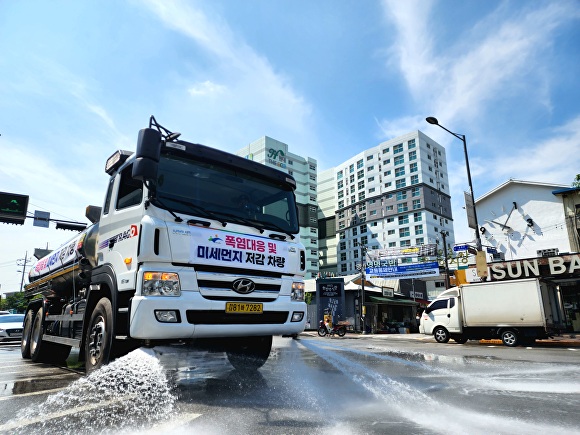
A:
[
  {"left": 366, "top": 261, "right": 440, "bottom": 279},
  {"left": 315, "top": 278, "right": 345, "bottom": 324},
  {"left": 368, "top": 244, "right": 437, "bottom": 259}
]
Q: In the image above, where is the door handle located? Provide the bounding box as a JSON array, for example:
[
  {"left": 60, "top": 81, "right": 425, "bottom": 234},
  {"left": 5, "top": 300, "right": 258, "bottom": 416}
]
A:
[{"left": 447, "top": 314, "right": 450, "bottom": 318}]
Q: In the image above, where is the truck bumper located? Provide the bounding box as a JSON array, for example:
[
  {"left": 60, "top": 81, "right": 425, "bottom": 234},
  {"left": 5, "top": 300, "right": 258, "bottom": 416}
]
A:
[{"left": 129, "top": 291, "right": 306, "bottom": 340}]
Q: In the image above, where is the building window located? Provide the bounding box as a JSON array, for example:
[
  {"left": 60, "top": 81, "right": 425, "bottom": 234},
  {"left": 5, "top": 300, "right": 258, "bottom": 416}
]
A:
[
  {"left": 395, "top": 167, "right": 405, "bottom": 177},
  {"left": 357, "top": 169, "right": 364, "bottom": 180},
  {"left": 388, "top": 242, "right": 396, "bottom": 247},
  {"left": 412, "top": 199, "right": 421, "bottom": 209},
  {"left": 397, "top": 202, "right": 408, "bottom": 213},
  {"left": 357, "top": 159, "right": 364, "bottom": 169},
  {"left": 398, "top": 214, "right": 409, "bottom": 224},
  {"left": 367, "top": 155, "right": 374, "bottom": 161},
  {"left": 387, "top": 217, "right": 395, "bottom": 223},
  {"left": 388, "top": 229, "right": 395, "bottom": 235},
  {"left": 408, "top": 139, "right": 416, "bottom": 149},
  {"left": 384, "top": 170, "right": 391, "bottom": 176},
  {"left": 411, "top": 175, "right": 419, "bottom": 185},
  {"left": 338, "top": 200, "right": 344, "bottom": 209},
  {"left": 394, "top": 155, "right": 405, "bottom": 165},
  {"left": 338, "top": 190, "right": 344, "bottom": 199},
  {"left": 382, "top": 147, "right": 390, "bottom": 154},
  {"left": 337, "top": 180, "right": 343, "bottom": 189},
  {"left": 396, "top": 191, "right": 407, "bottom": 200},
  {"left": 369, "top": 187, "right": 375, "bottom": 193},
  {"left": 368, "top": 166, "right": 374, "bottom": 173},
  {"left": 399, "top": 227, "right": 410, "bottom": 237},
  {"left": 416, "top": 237, "right": 424, "bottom": 244},
  {"left": 415, "top": 225, "right": 423, "bottom": 235},
  {"left": 393, "top": 143, "right": 403, "bottom": 154},
  {"left": 396, "top": 179, "right": 406, "bottom": 189},
  {"left": 411, "top": 187, "right": 420, "bottom": 197},
  {"left": 400, "top": 240, "right": 411, "bottom": 247},
  {"left": 340, "top": 253, "right": 347, "bottom": 262},
  {"left": 337, "top": 170, "right": 343, "bottom": 180},
  {"left": 370, "top": 210, "right": 377, "bottom": 216},
  {"left": 413, "top": 212, "right": 422, "bottom": 222},
  {"left": 409, "top": 150, "right": 417, "bottom": 161},
  {"left": 386, "top": 205, "right": 394, "bottom": 211},
  {"left": 358, "top": 181, "right": 365, "bottom": 190},
  {"left": 358, "top": 192, "right": 366, "bottom": 201},
  {"left": 350, "top": 174, "right": 355, "bottom": 183},
  {"left": 368, "top": 176, "right": 375, "bottom": 183},
  {"left": 410, "top": 163, "right": 417, "bottom": 173}
]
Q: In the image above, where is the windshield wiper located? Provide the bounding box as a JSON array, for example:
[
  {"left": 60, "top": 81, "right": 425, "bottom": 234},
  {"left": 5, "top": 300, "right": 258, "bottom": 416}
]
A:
[
  {"left": 154, "top": 196, "right": 227, "bottom": 226},
  {"left": 210, "top": 211, "right": 268, "bottom": 233}
]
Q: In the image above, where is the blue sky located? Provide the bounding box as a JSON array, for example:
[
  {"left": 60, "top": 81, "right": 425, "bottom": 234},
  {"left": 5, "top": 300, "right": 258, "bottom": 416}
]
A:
[{"left": 1, "top": 0, "right": 579, "bottom": 293}]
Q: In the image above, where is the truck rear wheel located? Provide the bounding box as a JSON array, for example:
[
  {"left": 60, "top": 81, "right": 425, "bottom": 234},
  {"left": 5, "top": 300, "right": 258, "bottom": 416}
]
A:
[
  {"left": 501, "top": 329, "right": 518, "bottom": 347},
  {"left": 226, "top": 336, "right": 272, "bottom": 371},
  {"left": 453, "top": 336, "right": 467, "bottom": 344},
  {"left": 85, "top": 298, "right": 114, "bottom": 374},
  {"left": 21, "top": 309, "right": 34, "bottom": 359},
  {"left": 433, "top": 327, "right": 450, "bottom": 343},
  {"left": 30, "top": 306, "right": 71, "bottom": 364}
]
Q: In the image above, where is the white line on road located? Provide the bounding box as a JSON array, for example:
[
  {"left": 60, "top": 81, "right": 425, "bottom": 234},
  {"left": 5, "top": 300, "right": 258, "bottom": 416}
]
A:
[{"left": 0, "top": 387, "right": 67, "bottom": 401}]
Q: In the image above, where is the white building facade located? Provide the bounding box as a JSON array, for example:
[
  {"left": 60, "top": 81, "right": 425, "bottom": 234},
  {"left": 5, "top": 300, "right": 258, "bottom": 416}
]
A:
[
  {"left": 318, "top": 131, "right": 455, "bottom": 276},
  {"left": 237, "top": 136, "right": 319, "bottom": 278},
  {"left": 476, "top": 179, "right": 580, "bottom": 260}
]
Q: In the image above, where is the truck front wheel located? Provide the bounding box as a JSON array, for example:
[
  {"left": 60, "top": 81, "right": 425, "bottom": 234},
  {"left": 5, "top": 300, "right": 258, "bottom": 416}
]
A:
[
  {"left": 501, "top": 329, "right": 518, "bottom": 347},
  {"left": 433, "top": 327, "right": 450, "bottom": 343},
  {"left": 85, "top": 298, "right": 114, "bottom": 374},
  {"left": 226, "top": 335, "right": 272, "bottom": 371}
]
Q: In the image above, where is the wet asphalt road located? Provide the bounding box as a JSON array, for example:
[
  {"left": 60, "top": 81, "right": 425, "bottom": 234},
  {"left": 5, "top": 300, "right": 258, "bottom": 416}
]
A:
[{"left": 0, "top": 335, "right": 579, "bottom": 434}]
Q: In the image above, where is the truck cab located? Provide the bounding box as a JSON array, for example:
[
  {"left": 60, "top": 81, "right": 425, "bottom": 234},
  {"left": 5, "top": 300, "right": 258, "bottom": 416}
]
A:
[{"left": 420, "top": 288, "right": 462, "bottom": 343}]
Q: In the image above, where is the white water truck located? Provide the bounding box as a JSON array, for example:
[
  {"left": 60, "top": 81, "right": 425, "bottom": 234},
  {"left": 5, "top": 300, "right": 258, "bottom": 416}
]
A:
[{"left": 22, "top": 116, "right": 307, "bottom": 372}]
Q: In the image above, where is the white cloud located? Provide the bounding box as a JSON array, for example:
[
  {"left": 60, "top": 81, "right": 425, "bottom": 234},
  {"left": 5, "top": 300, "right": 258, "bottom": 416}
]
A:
[{"left": 140, "top": 0, "right": 319, "bottom": 159}]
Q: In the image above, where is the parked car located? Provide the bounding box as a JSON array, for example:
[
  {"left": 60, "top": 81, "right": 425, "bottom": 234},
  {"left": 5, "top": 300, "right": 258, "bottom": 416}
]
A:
[
  {"left": 0, "top": 314, "right": 25, "bottom": 342},
  {"left": 0, "top": 311, "right": 11, "bottom": 315}
]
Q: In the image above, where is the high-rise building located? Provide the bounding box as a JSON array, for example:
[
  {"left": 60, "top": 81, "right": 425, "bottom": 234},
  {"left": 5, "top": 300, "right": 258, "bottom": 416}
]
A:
[
  {"left": 236, "top": 136, "right": 319, "bottom": 278},
  {"left": 318, "top": 131, "right": 455, "bottom": 276}
]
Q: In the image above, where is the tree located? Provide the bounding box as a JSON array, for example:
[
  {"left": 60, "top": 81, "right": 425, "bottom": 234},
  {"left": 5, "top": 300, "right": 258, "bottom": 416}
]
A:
[
  {"left": 572, "top": 174, "right": 580, "bottom": 188},
  {"left": 3, "top": 292, "right": 28, "bottom": 313}
]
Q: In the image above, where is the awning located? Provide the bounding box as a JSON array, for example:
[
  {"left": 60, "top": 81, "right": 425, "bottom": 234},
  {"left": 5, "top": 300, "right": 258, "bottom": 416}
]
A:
[{"left": 367, "top": 295, "right": 419, "bottom": 306}]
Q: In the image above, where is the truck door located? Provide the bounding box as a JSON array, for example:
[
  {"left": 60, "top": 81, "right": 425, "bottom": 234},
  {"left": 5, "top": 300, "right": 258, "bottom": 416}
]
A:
[
  {"left": 424, "top": 298, "right": 453, "bottom": 332},
  {"left": 98, "top": 164, "right": 144, "bottom": 291}
]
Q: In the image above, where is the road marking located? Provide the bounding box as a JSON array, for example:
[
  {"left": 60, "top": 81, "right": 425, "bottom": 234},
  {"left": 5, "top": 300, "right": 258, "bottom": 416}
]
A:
[
  {"left": 0, "top": 387, "right": 67, "bottom": 401},
  {"left": 0, "top": 396, "right": 136, "bottom": 432},
  {"left": 142, "top": 413, "right": 203, "bottom": 432},
  {"left": 0, "top": 373, "right": 78, "bottom": 384}
]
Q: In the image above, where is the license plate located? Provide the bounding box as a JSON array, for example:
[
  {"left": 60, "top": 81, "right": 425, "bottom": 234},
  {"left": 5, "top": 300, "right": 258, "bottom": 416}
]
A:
[{"left": 225, "top": 302, "right": 263, "bottom": 314}]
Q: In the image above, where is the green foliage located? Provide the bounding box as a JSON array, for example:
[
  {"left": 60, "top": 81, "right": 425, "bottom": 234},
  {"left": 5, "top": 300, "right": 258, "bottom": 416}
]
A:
[
  {"left": 573, "top": 174, "right": 580, "bottom": 188},
  {"left": 305, "top": 292, "right": 313, "bottom": 305},
  {"left": 2, "top": 292, "right": 28, "bottom": 313}
]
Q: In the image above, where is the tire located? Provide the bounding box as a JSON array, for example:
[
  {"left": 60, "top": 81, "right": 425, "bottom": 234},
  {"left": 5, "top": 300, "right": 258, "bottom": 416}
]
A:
[
  {"left": 453, "top": 336, "right": 467, "bottom": 344},
  {"left": 433, "top": 327, "right": 450, "bottom": 343},
  {"left": 337, "top": 326, "right": 347, "bottom": 337},
  {"left": 501, "top": 329, "right": 518, "bottom": 347},
  {"left": 226, "top": 336, "right": 272, "bottom": 371},
  {"left": 85, "top": 298, "right": 114, "bottom": 374},
  {"left": 30, "top": 306, "right": 70, "bottom": 364},
  {"left": 317, "top": 326, "right": 327, "bottom": 337},
  {"left": 21, "top": 309, "right": 34, "bottom": 359}
]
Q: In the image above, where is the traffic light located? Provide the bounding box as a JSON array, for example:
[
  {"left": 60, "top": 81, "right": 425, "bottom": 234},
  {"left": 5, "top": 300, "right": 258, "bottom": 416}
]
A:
[
  {"left": 0, "top": 191, "right": 29, "bottom": 225},
  {"left": 55, "top": 221, "right": 87, "bottom": 231}
]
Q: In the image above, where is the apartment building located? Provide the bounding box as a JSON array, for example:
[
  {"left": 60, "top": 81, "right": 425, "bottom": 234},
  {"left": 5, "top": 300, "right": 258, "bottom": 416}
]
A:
[
  {"left": 236, "top": 136, "right": 320, "bottom": 278},
  {"left": 318, "top": 131, "right": 455, "bottom": 276}
]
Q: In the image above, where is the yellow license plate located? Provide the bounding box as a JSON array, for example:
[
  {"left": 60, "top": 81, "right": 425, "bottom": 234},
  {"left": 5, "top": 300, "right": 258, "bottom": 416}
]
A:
[{"left": 225, "top": 302, "right": 263, "bottom": 314}]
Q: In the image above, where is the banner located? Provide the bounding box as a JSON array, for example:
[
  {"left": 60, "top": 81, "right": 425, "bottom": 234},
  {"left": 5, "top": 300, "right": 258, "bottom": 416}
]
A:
[
  {"left": 368, "top": 244, "right": 437, "bottom": 259},
  {"left": 366, "top": 261, "right": 440, "bottom": 279}
]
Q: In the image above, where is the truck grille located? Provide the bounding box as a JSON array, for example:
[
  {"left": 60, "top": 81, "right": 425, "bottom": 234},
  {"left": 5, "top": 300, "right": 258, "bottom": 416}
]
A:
[{"left": 196, "top": 271, "right": 281, "bottom": 301}]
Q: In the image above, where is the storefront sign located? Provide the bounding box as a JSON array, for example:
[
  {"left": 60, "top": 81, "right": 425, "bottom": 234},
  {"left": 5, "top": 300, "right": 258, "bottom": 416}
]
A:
[
  {"left": 486, "top": 254, "right": 580, "bottom": 281},
  {"left": 316, "top": 278, "right": 346, "bottom": 324}
]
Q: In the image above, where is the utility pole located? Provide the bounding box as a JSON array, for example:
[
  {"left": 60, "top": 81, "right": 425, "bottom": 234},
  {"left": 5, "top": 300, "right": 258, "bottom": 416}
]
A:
[{"left": 17, "top": 251, "right": 32, "bottom": 292}]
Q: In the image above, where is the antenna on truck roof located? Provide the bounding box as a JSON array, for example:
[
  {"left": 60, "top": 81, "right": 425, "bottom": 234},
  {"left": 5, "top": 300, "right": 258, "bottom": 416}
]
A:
[{"left": 149, "top": 115, "right": 181, "bottom": 142}]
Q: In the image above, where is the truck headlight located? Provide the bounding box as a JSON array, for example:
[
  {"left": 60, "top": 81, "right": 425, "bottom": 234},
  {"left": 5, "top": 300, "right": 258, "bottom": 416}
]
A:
[
  {"left": 142, "top": 272, "right": 181, "bottom": 296},
  {"left": 291, "top": 282, "right": 305, "bottom": 301}
]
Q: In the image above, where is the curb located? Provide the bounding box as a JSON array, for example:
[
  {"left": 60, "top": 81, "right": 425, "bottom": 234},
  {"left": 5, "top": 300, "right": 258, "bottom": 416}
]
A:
[{"left": 301, "top": 332, "right": 580, "bottom": 347}]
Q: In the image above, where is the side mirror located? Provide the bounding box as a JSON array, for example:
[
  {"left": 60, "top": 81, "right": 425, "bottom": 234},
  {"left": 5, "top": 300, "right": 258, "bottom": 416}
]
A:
[{"left": 132, "top": 128, "right": 161, "bottom": 182}]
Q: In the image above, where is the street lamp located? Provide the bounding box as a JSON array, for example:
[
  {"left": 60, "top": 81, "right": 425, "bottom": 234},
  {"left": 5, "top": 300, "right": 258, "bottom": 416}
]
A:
[
  {"left": 426, "top": 117, "right": 482, "bottom": 252},
  {"left": 439, "top": 230, "right": 451, "bottom": 289}
]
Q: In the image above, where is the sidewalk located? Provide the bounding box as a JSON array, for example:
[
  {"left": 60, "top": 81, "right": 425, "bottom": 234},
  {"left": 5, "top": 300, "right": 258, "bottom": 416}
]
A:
[{"left": 301, "top": 331, "right": 580, "bottom": 347}]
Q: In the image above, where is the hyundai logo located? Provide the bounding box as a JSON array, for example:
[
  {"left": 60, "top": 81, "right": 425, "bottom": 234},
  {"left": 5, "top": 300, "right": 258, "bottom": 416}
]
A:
[{"left": 232, "top": 278, "right": 256, "bottom": 294}]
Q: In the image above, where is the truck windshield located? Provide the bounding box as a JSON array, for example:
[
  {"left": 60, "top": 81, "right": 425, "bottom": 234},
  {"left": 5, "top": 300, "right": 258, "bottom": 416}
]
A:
[{"left": 154, "top": 154, "right": 300, "bottom": 234}]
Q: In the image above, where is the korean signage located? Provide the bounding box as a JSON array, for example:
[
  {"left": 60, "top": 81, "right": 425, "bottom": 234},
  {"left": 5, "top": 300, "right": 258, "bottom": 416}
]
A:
[
  {"left": 316, "top": 278, "right": 345, "bottom": 324},
  {"left": 366, "top": 261, "right": 440, "bottom": 279},
  {"left": 267, "top": 148, "right": 286, "bottom": 169},
  {"left": 369, "top": 244, "right": 437, "bottom": 259}
]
